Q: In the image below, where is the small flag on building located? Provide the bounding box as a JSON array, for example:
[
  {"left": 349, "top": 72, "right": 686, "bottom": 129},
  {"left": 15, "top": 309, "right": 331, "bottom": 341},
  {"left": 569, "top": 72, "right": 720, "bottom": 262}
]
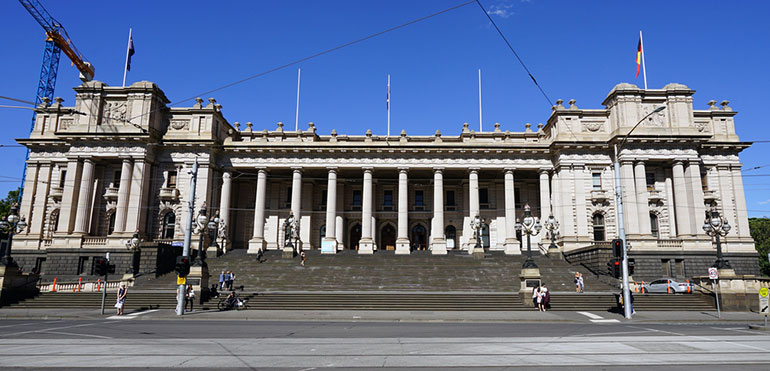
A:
[
  {"left": 127, "top": 34, "right": 135, "bottom": 71},
  {"left": 635, "top": 37, "right": 642, "bottom": 78},
  {"left": 386, "top": 77, "right": 390, "bottom": 110}
]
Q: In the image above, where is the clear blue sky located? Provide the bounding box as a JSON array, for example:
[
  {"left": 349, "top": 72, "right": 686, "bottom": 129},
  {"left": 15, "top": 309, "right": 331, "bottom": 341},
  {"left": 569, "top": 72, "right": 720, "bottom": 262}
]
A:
[{"left": 1, "top": 0, "right": 769, "bottom": 216}]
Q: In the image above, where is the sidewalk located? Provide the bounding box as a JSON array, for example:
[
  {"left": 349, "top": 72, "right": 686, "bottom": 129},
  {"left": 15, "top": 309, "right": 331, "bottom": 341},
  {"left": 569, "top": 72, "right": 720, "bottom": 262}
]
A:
[{"left": 0, "top": 306, "right": 766, "bottom": 324}]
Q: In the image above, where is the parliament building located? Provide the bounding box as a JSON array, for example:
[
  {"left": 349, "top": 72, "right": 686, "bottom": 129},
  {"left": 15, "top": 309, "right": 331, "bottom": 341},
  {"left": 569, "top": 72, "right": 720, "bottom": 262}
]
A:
[{"left": 12, "top": 80, "right": 759, "bottom": 279}]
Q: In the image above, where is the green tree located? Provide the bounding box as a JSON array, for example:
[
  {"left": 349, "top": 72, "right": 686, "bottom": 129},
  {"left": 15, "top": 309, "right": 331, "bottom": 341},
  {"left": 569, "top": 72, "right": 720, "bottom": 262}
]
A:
[
  {"left": 0, "top": 188, "right": 20, "bottom": 220},
  {"left": 750, "top": 217, "right": 770, "bottom": 277}
]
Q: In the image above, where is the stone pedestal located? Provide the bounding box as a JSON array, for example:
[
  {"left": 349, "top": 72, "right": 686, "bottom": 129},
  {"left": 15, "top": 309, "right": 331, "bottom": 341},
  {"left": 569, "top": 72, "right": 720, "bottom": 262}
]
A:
[
  {"left": 430, "top": 239, "right": 447, "bottom": 255},
  {"left": 395, "top": 238, "right": 410, "bottom": 255},
  {"left": 695, "top": 272, "right": 770, "bottom": 312},
  {"left": 187, "top": 265, "right": 210, "bottom": 304},
  {"left": 247, "top": 238, "right": 266, "bottom": 255},
  {"left": 321, "top": 238, "right": 337, "bottom": 254},
  {"left": 358, "top": 239, "right": 375, "bottom": 254},
  {"left": 519, "top": 267, "right": 542, "bottom": 296},
  {"left": 504, "top": 239, "right": 520, "bottom": 255},
  {"left": 282, "top": 245, "right": 296, "bottom": 258},
  {"left": 0, "top": 265, "right": 40, "bottom": 306}
]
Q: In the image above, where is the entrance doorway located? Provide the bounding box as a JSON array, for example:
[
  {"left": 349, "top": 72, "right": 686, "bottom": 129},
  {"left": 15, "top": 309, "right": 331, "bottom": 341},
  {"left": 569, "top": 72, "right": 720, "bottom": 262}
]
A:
[
  {"left": 411, "top": 224, "right": 427, "bottom": 251},
  {"left": 445, "top": 225, "right": 457, "bottom": 249},
  {"left": 380, "top": 224, "right": 396, "bottom": 251},
  {"left": 349, "top": 223, "right": 361, "bottom": 250}
]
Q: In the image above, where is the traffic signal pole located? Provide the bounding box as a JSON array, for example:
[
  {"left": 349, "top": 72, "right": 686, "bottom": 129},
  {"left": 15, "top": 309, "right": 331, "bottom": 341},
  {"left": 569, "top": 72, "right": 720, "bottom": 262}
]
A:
[
  {"left": 613, "top": 145, "right": 633, "bottom": 320},
  {"left": 177, "top": 158, "right": 198, "bottom": 316},
  {"left": 100, "top": 253, "right": 110, "bottom": 315}
]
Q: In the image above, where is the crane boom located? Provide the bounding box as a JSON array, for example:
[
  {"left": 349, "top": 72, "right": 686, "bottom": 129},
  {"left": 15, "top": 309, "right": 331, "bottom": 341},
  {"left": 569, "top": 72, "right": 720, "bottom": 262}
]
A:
[{"left": 19, "top": 0, "right": 95, "bottom": 81}]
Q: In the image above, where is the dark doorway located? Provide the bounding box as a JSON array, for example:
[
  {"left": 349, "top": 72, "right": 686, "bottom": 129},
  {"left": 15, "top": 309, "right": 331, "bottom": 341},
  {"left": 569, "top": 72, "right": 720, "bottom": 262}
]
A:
[
  {"left": 445, "top": 225, "right": 457, "bottom": 249},
  {"left": 481, "top": 223, "right": 490, "bottom": 250},
  {"left": 350, "top": 223, "right": 362, "bottom": 250},
  {"left": 380, "top": 224, "right": 396, "bottom": 251},
  {"left": 411, "top": 224, "right": 427, "bottom": 251}
]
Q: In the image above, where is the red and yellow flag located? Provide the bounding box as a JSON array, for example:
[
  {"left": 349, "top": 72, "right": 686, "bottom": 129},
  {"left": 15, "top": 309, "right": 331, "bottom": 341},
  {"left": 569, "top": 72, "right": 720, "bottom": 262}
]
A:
[{"left": 636, "top": 38, "right": 642, "bottom": 78}]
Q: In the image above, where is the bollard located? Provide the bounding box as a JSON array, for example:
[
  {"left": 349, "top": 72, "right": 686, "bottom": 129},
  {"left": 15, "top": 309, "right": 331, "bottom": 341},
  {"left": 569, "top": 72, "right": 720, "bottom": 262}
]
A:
[
  {"left": 51, "top": 277, "right": 57, "bottom": 292},
  {"left": 634, "top": 282, "right": 638, "bottom": 293},
  {"left": 686, "top": 279, "right": 690, "bottom": 294},
  {"left": 641, "top": 281, "right": 645, "bottom": 294},
  {"left": 77, "top": 277, "right": 82, "bottom": 292},
  {"left": 667, "top": 279, "right": 671, "bottom": 294},
  {"left": 96, "top": 279, "right": 101, "bottom": 292}
]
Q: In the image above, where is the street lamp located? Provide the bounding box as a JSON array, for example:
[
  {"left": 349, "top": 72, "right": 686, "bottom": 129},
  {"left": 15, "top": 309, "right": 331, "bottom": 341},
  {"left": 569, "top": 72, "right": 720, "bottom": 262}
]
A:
[
  {"left": 703, "top": 204, "right": 732, "bottom": 269},
  {"left": 543, "top": 214, "right": 559, "bottom": 252},
  {"left": 614, "top": 104, "right": 666, "bottom": 320},
  {"left": 193, "top": 202, "right": 209, "bottom": 266},
  {"left": 515, "top": 204, "right": 542, "bottom": 269},
  {"left": 208, "top": 210, "right": 227, "bottom": 255},
  {"left": 471, "top": 214, "right": 487, "bottom": 251},
  {"left": 0, "top": 202, "right": 27, "bottom": 267},
  {"left": 125, "top": 229, "right": 142, "bottom": 274}
]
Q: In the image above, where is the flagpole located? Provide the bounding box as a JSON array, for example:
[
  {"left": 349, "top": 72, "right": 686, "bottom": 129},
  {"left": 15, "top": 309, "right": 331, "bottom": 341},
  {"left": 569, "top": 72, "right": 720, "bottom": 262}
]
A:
[
  {"left": 122, "top": 28, "right": 132, "bottom": 88},
  {"left": 478, "top": 69, "right": 482, "bottom": 132},
  {"left": 295, "top": 68, "right": 301, "bottom": 131},
  {"left": 640, "top": 30, "right": 647, "bottom": 90},
  {"left": 387, "top": 74, "right": 391, "bottom": 138}
]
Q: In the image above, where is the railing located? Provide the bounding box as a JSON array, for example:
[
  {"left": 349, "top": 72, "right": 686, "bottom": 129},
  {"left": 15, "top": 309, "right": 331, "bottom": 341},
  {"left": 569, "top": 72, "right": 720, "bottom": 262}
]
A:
[
  {"left": 82, "top": 237, "right": 108, "bottom": 246},
  {"left": 154, "top": 238, "right": 174, "bottom": 245},
  {"left": 656, "top": 239, "right": 683, "bottom": 249},
  {"left": 36, "top": 278, "right": 132, "bottom": 293}
]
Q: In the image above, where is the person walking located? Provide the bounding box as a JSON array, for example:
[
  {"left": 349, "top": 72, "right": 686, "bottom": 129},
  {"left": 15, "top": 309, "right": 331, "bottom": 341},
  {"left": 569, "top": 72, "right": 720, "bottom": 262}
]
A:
[
  {"left": 115, "top": 284, "right": 127, "bottom": 316},
  {"left": 574, "top": 272, "right": 581, "bottom": 293},
  {"left": 185, "top": 284, "right": 195, "bottom": 312},
  {"left": 578, "top": 273, "right": 585, "bottom": 293},
  {"left": 256, "top": 248, "right": 265, "bottom": 263},
  {"left": 541, "top": 284, "right": 550, "bottom": 311},
  {"left": 228, "top": 271, "right": 236, "bottom": 290},
  {"left": 532, "top": 286, "right": 540, "bottom": 309},
  {"left": 219, "top": 271, "right": 226, "bottom": 290},
  {"left": 300, "top": 250, "right": 306, "bottom": 266}
]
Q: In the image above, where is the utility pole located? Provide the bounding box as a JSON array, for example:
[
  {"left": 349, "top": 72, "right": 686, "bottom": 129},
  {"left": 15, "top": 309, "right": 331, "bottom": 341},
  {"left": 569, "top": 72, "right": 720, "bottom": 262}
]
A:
[
  {"left": 100, "top": 252, "right": 109, "bottom": 315},
  {"left": 176, "top": 158, "right": 198, "bottom": 315}
]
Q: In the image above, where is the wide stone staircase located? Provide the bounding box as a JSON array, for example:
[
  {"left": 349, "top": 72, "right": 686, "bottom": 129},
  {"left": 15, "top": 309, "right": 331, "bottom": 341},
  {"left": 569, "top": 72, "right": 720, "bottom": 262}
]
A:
[{"left": 6, "top": 249, "right": 716, "bottom": 312}]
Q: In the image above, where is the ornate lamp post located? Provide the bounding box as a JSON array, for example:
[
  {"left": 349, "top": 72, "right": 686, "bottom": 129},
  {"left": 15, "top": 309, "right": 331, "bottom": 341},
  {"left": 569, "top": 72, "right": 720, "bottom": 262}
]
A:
[
  {"left": 208, "top": 210, "right": 226, "bottom": 255},
  {"left": 703, "top": 204, "right": 732, "bottom": 270},
  {"left": 543, "top": 214, "right": 559, "bottom": 252},
  {"left": 125, "top": 229, "right": 142, "bottom": 274},
  {"left": 515, "top": 204, "right": 542, "bottom": 269},
  {"left": 470, "top": 214, "right": 487, "bottom": 251},
  {"left": 0, "top": 202, "right": 27, "bottom": 267},
  {"left": 193, "top": 203, "right": 209, "bottom": 266}
]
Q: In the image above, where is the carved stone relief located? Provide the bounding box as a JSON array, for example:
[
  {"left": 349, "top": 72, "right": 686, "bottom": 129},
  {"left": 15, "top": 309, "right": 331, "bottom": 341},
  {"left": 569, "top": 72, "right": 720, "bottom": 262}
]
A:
[{"left": 103, "top": 101, "right": 127, "bottom": 124}]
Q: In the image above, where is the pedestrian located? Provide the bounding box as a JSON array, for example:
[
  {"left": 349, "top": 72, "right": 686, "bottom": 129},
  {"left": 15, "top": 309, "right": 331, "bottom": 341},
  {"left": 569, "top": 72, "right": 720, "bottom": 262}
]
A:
[
  {"left": 185, "top": 284, "right": 195, "bottom": 312},
  {"left": 210, "top": 284, "right": 219, "bottom": 298},
  {"left": 619, "top": 291, "right": 636, "bottom": 315},
  {"left": 256, "top": 248, "right": 264, "bottom": 263},
  {"left": 578, "top": 273, "right": 585, "bottom": 293},
  {"left": 574, "top": 272, "right": 581, "bottom": 293},
  {"left": 115, "top": 284, "right": 127, "bottom": 316},
  {"left": 532, "top": 286, "right": 540, "bottom": 310},
  {"left": 541, "top": 284, "right": 550, "bottom": 311},
  {"left": 226, "top": 271, "right": 235, "bottom": 290},
  {"left": 219, "top": 271, "right": 226, "bottom": 290},
  {"left": 300, "top": 250, "right": 306, "bottom": 266}
]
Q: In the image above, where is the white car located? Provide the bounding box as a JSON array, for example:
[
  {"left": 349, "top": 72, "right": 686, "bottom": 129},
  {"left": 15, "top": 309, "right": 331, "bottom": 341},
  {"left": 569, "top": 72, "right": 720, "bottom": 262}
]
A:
[{"left": 641, "top": 278, "right": 695, "bottom": 294}]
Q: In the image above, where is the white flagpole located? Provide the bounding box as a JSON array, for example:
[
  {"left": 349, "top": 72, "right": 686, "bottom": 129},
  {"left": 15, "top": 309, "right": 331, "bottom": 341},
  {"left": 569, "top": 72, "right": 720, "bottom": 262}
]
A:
[
  {"left": 640, "top": 30, "right": 648, "bottom": 90},
  {"left": 478, "top": 69, "right": 482, "bottom": 132},
  {"left": 295, "top": 68, "right": 301, "bottom": 131},
  {"left": 387, "top": 74, "right": 391, "bottom": 138},
  {"left": 122, "top": 28, "right": 132, "bottom": 87}
]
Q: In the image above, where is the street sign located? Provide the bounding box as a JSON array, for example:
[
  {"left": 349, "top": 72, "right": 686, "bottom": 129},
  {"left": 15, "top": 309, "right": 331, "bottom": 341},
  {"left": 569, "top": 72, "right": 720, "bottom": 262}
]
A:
[
  {"left": 177, "top": 275, "right": 186, "bottom": 285},
  {"left": 760, "top": 288, "right": 770, "bottom": 316},
  {"left": 708, "top": 267, "right": 718, "bottom": 280}
]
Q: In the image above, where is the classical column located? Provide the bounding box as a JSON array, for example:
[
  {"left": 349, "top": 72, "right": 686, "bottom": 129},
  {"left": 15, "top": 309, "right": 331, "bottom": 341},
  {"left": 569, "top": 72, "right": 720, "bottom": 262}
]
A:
[
  {"left": 124, "top": 160, "right": 151, "bottom": 235},
  {"left": 218, "top": 171, "right": 232, "bottom": 251},
  {"left": 503, "top": 169, "right": 518, "bottom": 254},
  {"left": 672, "top": 161, "right": 691, "bottom": 235},
  {"left": 731, "top": 164, "right": 751, "bottom": 237},
  {"left": 539, "top": 169, "right": 551, "bottom": 219},
  {"left": 114, "top": 158, "right": 133, "bottom": 233},
  {"left": 290, "top": 168, "right": 302, "bottom": 220},
  {"left": 322, "top": 168, "right": 338, "bottom": 253},
  {"left": 30, "top": 164, "right": 52, "bottom": 239},
  {"left": 686, "top": 161, "right": 706, "bottom": 235},
  {"left": 634, "top": 161, "right": 652, "bottom": 235},
  {"left": 73, "top": 159, "right": 95, "bottom": 235},
  {"left": 466, "top": 168, "right": 480, "bottom": 252},
  {"left": 359, "top": 168, "right": 374, "bottom": 253},
  {"left": 248, "top": 168, "right": 267, "bottom": 253},
  {"left": 431, "top": 168, "right": 447, "bottom": 254},
  {"left": 664, "top": 169, "right": 677, "bottom": 238},
  {"left": 19, "top": 163, "right": 38, "bottom": 234},
  {"left": 395, "top": 168, "right": 410, "bottom": 254},
  {"left": 57, "top": 159, "right": 82, "bottom": 234},
  {"left": 620, "top": 160, "right": 639, "bottom": 235},
  {"left": 335, "top": 183, "right": 345, "bottom": 250},
  {"left": 574, "top": 165, "right": 589, "bottom": 238}
]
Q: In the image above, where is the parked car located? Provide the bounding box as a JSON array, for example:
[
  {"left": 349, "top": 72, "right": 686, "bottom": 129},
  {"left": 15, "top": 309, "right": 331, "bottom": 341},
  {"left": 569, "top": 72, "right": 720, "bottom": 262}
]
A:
[{"left": 640, "top": 278, "right": 695, "bottom": 294}]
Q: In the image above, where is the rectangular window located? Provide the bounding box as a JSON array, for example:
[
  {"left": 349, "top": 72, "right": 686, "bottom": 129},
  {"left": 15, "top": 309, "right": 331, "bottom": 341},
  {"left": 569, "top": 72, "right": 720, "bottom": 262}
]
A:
[
  {"left": 446, "top": 190, "right": 455, "bottom": 206},
  {"left": 59, "top": 170, "right": 67, "bottom": 188},
  {"left": 415, "top": 190, "right": 424, "bottom": 206},
  {"left": 383, "top": 190, "right": 393, "bottom": 207},
  {"left": 77, "top": 257, "right": 89, "bottom": 275},
  {"left": 321, "top": 190, "right": 328, "bottom": 210},
  {"left": 661, "top": 259, "right": 671, "bottom": 277},
  {"left": 514, "top": 188, "right": 521, "bottom": 209},
  {"left": 167, "top": 171, "right": 177, "bottom": 188},
  {"left": 34, "top": 257, "right": 46, "bottom": 275},
  {"left": 352, "top": 190, "right": 362, "bottom": 207},
  {"left": 114, "top": 171, "right": 121, "bottom": 189},
  {"left": 479, "top": 188, "right": 489, "bottom": 205},
  {"left": 701, "top": 172, "right": 708, "bottom": 191},
  {"left": 592, "top": 173, "right": 602, "bottom": 190},
  {"left": 286, "top": 186, "right": 293, "bottom": 204},
  {"left": 646, "top": 172, "right": 656, "bottom": 191}
]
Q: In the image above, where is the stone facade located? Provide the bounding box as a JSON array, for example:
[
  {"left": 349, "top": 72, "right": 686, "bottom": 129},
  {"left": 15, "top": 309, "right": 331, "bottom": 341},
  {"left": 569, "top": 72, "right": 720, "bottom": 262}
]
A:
[{"left": 12, "top": 80, "right": 758, "bottom": 278}]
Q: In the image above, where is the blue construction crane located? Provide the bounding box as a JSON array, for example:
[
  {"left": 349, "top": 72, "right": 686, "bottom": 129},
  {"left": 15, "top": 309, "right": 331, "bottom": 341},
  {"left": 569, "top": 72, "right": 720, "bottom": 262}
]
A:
[{"left": 17, "top": 0, "right": 95, "bottom": 200}]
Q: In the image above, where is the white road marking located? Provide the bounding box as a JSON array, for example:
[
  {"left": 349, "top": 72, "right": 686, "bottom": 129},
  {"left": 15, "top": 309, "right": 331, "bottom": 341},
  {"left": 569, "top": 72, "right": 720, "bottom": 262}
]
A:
[
  {"left": 577, "top": 311, "right": 604, "bottom": 320},
  {"left": 46, "top": 331, "right": 112, "bottom": 339},
  {"left": 590, "top": 319, "right": 620, "bottom": 323},
  {"left": 0, "top": 321, "right": 109, "bottom": 337},
  {"left": 0, "top": 320, "right": 61, "bottom": 329},
  {"left": 107, "top": 316, "right": 133, "bottom": 320},
  {"left": 129, "top": 309, "right": 159, "bottom": 316}
]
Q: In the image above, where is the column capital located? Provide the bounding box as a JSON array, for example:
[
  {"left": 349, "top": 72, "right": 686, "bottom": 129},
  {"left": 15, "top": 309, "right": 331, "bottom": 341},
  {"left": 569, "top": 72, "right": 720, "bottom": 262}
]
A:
[
  {"left": 362, "top": 167, "right": 373, "bottom": 173},
  {"left": 672, "top": 160, "right": 685, "bottom": 167},
  {"left": 255, "top": 166, "right": 268, "bottom": 174},
  {"left": 433, "top": 167, "right": 444, "bottom": 173},
  {"left": 326, "top": 167, "right": 338, "bottom": 173},
  {"left": 398, "top": 167, "right": 409, "bottom": 173},
  {"left": 504, "top": 168, "right": 515, "bottom": 175},
  {"left": 634, "top": 160, "right": 647, "bottom": 166},
  {"left": 291, "top": 166, "right": 303, "bottom": 173},
  {"left": 82, "top": 158, "right": 95, "bottom": 165},
  {"left": 620, "top": 159, "right": 635, "bottom": 166},
  {"left": 469, "top": 167, "right": 480, "bottom": 174},
  {"left": 222, "top": 171, "right": 232, "bottom": 179},
  {"left": 538, "top": 168, "right": 551, "bottom": 175}
]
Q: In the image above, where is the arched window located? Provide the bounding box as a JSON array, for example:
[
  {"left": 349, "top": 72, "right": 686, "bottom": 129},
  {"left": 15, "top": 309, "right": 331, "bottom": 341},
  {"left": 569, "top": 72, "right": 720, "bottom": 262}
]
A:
[
  {"left": 593, "top": 213, "right": 605, "bottom": 241},
  {"left": 445, "top": 225, "right": 457, "bottom": 249},
  {"left": 108, "top": 212, "right": 116, "bottom": 235},
  {"left": 162, "top": 212, "right": 176, "bottom": 239},
  {"left": 650, "top": 213, "right": 659, "bottom": 238}
]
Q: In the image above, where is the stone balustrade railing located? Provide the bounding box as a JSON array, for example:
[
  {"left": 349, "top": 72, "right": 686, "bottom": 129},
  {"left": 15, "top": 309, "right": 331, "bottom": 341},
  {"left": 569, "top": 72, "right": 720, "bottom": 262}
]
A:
[
  {"left": 36, "top": 279, "right": 132, "bottom": 293},
  {"left": 82, "top": 237, "right": 108, "bottom": 246},
  {"left": 656, "top": 239, "right": 683, "bottom": 249}
]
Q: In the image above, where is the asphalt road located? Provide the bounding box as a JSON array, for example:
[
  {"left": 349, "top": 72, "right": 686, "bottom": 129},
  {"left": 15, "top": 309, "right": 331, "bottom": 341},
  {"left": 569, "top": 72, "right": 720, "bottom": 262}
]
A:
[{"left": 1, "top": 319, "right": 769, "bottom": 370}]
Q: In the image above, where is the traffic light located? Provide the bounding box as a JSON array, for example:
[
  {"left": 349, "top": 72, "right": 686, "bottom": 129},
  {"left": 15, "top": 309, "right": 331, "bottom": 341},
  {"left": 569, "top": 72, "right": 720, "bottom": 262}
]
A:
[
  {"left": 175, "top": 256, "right": 191, "bottom": 277},
  {"left": 93, "top": 257, "right": 108, "bottom": 276},
  {"left": 611, "top": 239, "right": 624, "bottom": 259},
  {"left": 607, "top": 258, "right": 621, "bottom": 278}
]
